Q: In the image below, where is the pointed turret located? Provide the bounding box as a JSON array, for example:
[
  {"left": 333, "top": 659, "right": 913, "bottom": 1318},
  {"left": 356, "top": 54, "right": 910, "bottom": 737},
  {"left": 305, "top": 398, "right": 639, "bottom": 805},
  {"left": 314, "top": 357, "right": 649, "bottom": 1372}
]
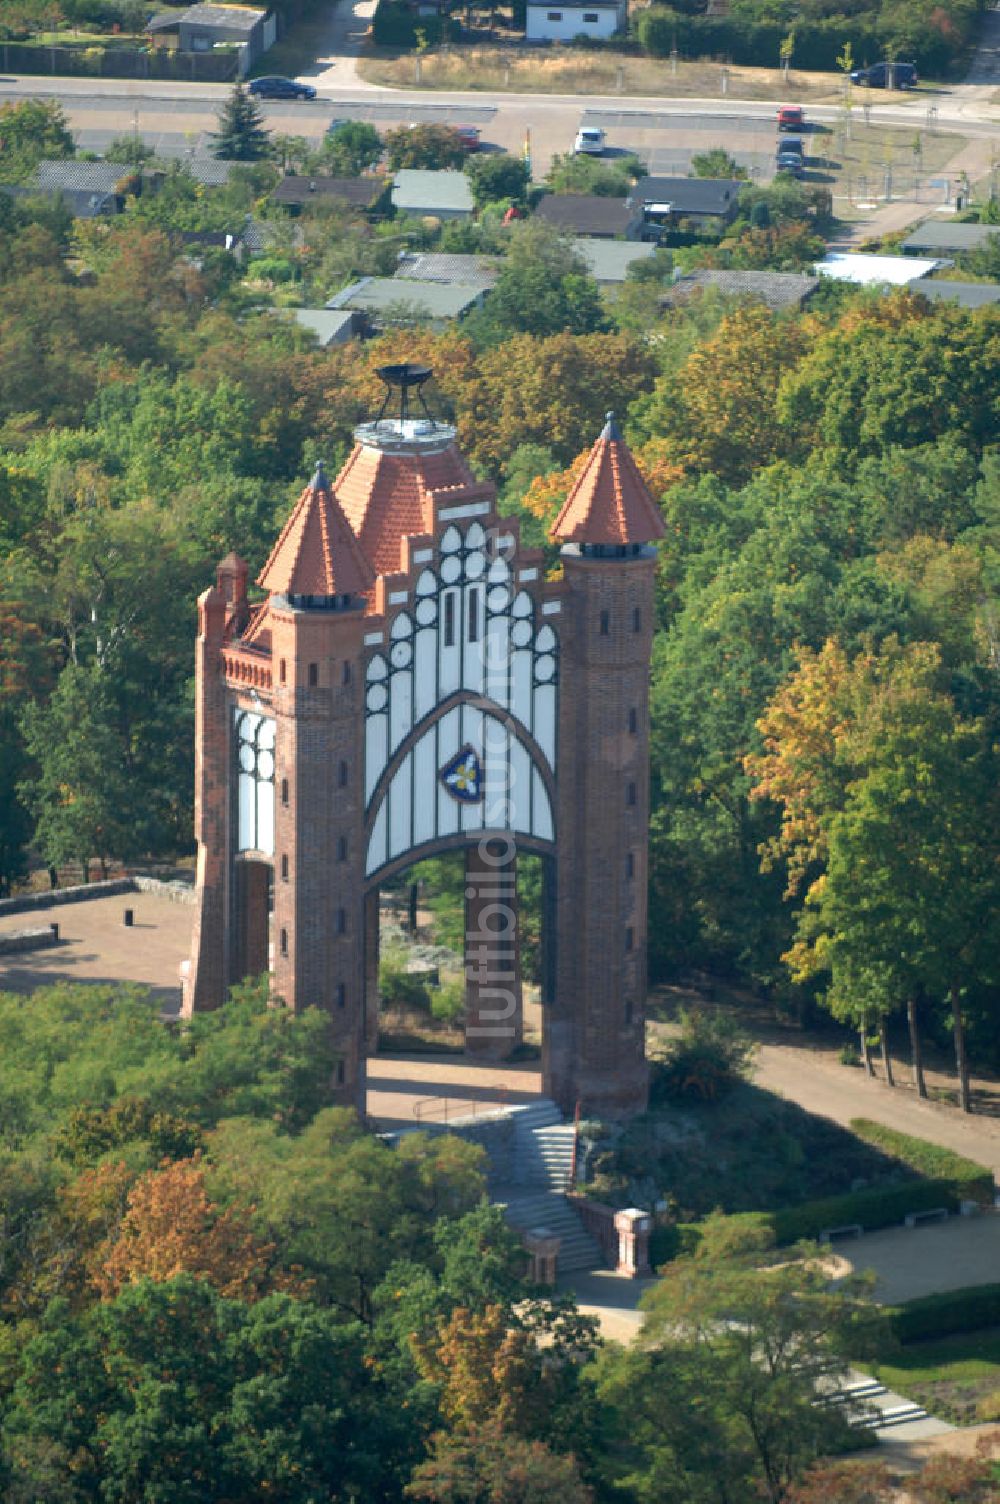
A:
[
  {"left": 550, "top": 413, "right": 666, "bottom": 548},
  {"left": 258, "top": 462, "right": 376, "bottom": 603}
]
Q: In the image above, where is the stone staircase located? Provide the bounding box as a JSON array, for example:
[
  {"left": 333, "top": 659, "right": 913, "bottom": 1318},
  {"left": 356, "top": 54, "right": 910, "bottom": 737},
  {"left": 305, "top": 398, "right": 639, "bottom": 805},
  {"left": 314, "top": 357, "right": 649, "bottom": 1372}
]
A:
[{"left": 495, "top": 1098, "right": 603, "bottom": 1274}]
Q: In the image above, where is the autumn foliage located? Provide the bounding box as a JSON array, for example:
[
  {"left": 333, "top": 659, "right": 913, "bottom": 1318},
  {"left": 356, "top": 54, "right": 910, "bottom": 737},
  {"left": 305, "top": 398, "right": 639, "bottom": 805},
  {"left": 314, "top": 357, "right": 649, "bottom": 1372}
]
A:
[{"left": 94, "top": 1154, "right": 302, "bottom": 1302}]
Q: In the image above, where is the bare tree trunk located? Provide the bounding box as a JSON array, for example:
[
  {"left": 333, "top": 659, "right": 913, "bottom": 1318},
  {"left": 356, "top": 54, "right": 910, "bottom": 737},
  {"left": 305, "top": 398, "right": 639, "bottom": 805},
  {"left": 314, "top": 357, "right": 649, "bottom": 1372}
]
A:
[
  {"left": 880, "top": 1018, "right": 895, "bottom": 1087},
  {"left": 859, "top": 1022, "right": 874, "bottom": 1077},
  {"left": 951, "top": 984, "right": 972, "bottom": 1113},
  {"left": 907, "top": 996, "right": 927, "bottom": 1099}
]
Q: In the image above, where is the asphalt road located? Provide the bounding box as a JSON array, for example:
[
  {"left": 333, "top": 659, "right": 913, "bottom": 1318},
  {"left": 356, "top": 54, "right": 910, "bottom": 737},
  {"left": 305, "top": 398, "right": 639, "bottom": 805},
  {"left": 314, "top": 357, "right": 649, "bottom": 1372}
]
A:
[{"left": 0, "top": 71, "right": 995, "bottom": 178}]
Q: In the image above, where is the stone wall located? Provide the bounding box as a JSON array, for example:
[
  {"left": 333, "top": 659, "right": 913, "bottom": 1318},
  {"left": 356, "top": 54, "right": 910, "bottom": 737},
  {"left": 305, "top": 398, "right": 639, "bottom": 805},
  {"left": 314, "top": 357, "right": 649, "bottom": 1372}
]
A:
[{"left": 0, "top": 926, "right": 60, "bottom": 956}]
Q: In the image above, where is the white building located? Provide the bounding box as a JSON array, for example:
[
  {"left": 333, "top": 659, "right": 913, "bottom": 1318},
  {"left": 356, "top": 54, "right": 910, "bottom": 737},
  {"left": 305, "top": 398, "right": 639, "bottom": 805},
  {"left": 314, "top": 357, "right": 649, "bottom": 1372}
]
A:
[{"left": 526, "top": 0, "right": 626, "bottom": 43}]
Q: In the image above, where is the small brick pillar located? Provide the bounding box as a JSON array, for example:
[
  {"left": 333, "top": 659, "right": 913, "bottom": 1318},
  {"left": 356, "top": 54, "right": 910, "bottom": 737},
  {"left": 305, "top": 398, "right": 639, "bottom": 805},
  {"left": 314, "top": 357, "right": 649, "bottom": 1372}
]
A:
[
  {"left": 524, "top": 1227, "right": 561, "bottom": 1286},
  {"left": 614, "top": 1208, "right": 652, "bottom": 1278},
  {"left": 364, "top": 887, "right": 381, "bottom": 1054}
]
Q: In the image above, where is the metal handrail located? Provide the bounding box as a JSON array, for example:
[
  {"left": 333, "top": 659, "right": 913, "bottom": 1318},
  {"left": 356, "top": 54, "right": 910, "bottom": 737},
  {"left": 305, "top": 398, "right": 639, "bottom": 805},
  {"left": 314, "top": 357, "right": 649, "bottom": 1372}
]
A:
[{"left": 412, "top": 1085, "right": 512, "bottom": 1126}]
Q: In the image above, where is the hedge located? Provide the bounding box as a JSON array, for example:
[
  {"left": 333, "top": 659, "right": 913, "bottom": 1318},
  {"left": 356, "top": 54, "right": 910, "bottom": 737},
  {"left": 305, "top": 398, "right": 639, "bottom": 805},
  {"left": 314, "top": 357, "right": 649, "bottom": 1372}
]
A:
[
  {"left": 634, "top": 4, "right": 983, "bottom": 76},
  {"left": 849, "top": 1119, "right": 994, "bottom": 1202},
  {"left": 886, "top": 1283, "right": 1000, "bottom": 1343},
  {"left": 653, "top": 1176, "right": 992, "bottom": 1267}
]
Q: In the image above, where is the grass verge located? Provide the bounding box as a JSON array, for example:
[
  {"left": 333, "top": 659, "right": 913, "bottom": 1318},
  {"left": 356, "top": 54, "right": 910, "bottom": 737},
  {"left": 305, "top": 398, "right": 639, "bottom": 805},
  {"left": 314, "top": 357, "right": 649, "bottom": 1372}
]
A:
[{"left": 874, "top": 1328, "right": 1000, "bottom": 1426}]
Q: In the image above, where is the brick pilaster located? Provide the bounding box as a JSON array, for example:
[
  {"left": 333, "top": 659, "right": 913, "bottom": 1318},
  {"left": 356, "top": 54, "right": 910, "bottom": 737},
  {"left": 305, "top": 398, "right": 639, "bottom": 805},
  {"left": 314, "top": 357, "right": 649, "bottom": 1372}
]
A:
[
  {"left": 182, "top": 586, "right": 230, "bottom": 1016},
  {"left": 547, "top": 549, "right": 654, "bottom": 1117},
  {"left": 464, "top": 838, "right": 523, "bottom": 1059},
  {"left": 269, "top": 602, "right": 367, "bottom": 1114}
]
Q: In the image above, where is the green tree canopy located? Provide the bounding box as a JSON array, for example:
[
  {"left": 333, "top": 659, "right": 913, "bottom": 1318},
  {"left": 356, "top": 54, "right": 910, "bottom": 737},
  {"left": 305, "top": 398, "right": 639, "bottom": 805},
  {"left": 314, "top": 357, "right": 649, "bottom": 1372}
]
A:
[{"left": 211, "top": 83, "right": 272, "bottom": 162}]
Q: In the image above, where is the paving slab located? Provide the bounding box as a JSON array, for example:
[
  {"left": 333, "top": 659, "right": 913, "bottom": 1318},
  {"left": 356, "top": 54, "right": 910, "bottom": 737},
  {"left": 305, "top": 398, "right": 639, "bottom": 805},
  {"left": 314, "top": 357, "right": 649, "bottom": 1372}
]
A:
[{"left": 828, "top": 1213, "right": 1000, "bottom": 1304}]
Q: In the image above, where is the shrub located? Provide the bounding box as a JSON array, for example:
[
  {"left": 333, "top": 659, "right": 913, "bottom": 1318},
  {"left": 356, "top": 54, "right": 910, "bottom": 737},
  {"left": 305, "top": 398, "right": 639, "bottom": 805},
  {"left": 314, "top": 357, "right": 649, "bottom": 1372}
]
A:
[
  {"left": 848, "top": 1119, "right": 993, "bottom": 1201},
  {"left": 649, "top": 1007, "right": 756, "bottom": 1103},
  {"left": 635, "top": 4, "right": 975, "bottom": 75},
  {"left": 379, "top": 948, "right": 432, "bottom": 1011},
  {"left": 772, "top": 1179, "right": 969, "bottom": 1244},
  {"left": 885, "top": 1283, "right": 1000, "bottom": 1344},
  {"left": 429, "top": 977, "right": 465, "bottom": 1025}
]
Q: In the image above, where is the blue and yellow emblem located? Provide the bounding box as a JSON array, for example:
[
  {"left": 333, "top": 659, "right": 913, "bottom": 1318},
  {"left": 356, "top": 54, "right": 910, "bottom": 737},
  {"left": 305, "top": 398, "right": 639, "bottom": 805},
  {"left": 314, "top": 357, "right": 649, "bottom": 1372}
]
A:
[{"left": 440, "top": 745, "right": 484, "bottom": 803}]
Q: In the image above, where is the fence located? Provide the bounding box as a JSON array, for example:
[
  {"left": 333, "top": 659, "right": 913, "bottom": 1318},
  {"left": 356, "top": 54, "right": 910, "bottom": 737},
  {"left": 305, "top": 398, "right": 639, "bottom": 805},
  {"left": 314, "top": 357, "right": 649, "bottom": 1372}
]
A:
[
  {"left": 0, "top": 41, "right": 241, "bottom": 81},
  {"left": 838, "top": 170, "right": 964, "bottom": 207}
]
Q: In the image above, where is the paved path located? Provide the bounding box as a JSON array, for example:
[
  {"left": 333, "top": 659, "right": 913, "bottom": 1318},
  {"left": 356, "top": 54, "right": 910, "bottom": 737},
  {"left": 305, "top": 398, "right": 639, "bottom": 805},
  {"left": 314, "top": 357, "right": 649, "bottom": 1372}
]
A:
[
  {"left": 828, "top": 1214, "right": 1000, "bottom": 1304},
  {"left": 301, "top": 0, "right": 381, "bottom": 92},
  {"left": 0, "top": 889, "right": 189, "bottom": 1011},
  {"left": 754, "top": 1034, "right": 1000, "bottom": 1176}
]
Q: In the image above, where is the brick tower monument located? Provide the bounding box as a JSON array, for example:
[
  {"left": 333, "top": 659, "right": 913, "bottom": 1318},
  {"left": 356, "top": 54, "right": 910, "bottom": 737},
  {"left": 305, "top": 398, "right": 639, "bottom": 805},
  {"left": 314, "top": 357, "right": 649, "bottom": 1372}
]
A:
[{"left": 182, "top": 369, "right": 665, "bottom": 1119}]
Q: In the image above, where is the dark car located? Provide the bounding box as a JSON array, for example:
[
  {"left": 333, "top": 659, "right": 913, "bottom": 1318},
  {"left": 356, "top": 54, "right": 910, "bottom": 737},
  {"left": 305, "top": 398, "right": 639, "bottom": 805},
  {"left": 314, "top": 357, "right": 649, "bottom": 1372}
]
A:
[
  {"left": 248, "top": 76, "right": 317, "bottom": 100},
  {"left": 775, "top": 150, "right": 804, "bottom": 177},
  {"left": 849, "top": 61, "right": 918, "bottom": 88},
  {"left": 454, "top": 125, "right": 481, "bottom": 152}
]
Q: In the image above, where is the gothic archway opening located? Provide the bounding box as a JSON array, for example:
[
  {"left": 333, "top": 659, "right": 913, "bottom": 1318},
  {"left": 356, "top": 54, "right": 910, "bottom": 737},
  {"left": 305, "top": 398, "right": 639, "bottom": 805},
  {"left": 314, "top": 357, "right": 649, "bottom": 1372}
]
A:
[{"left": 364, "top": 844, "right": 551, "bottom": 1063}]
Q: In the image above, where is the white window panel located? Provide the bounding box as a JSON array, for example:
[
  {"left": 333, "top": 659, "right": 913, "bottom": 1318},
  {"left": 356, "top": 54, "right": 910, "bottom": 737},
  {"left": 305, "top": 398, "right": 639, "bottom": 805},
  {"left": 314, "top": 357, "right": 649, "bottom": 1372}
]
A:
[
  {"left": 367, "top": 801, "right": 388, "bottom": 876},
  {"left": 256, "top": 781, "right": 274, "bottom": 856},
  {"left": 413, "top": 626, "right": 437, "bottom": 722},
  {"left": 533, "top": 683, "right": 557, "bottom": 768},
  {"left": 532, "top": 767, "right": 554, "bottom": 842},
  {"left": 413, "top": 732, "right": 437, "bottom": 846},
  {"left": 366, "top": 713, "right": 387, "bottom": 804},
  {"left": 389, "top": 668, "right": 413, "bottom": 755},
  {"left": 510, "top": 648, "right": 533, "bottom": 730},
  {"left": 389, "top": 752, "right": 412, "bottom": 859}
]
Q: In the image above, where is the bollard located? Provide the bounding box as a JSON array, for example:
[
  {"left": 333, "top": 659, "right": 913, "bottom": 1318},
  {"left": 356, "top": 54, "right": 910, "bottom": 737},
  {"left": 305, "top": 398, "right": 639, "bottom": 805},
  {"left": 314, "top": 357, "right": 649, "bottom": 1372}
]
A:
[
  {"left": 50, "top": 922, "right": 59, "bottom": 942},
  {"left": 124, "top": 908, "right": 134, "bottom": 928}
]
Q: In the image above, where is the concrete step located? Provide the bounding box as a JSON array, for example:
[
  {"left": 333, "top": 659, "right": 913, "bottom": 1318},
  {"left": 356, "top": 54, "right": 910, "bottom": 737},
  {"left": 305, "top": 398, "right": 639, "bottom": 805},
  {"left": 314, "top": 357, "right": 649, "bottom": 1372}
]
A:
[{"left": 500, "top": 1190, "right": 602, "bottom": 1274}]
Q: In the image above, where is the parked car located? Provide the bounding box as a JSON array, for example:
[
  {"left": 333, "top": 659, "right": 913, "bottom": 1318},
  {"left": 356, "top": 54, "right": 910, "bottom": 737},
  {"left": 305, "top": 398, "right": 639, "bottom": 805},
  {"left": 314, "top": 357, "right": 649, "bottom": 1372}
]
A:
[
  {"left": 777, "top": 105, "right": 805, "bottom": 132},
  {"left": 573, "top": 127, "right": 606, "bottom": 156},
  {"left": 248, "top": 76, "right": 317, "bottom": 100},
  {"left": 776, "top": 136, "right": 804, "bottom": 158},
  {"left": 454, "top": 125, "right": 482, "bottom": 152},
  {"left": 775, "top": 146, "right": 804, "bottom": 177},
  {"left": 849, "top": 61, "right": 918, "bottom": 88}
]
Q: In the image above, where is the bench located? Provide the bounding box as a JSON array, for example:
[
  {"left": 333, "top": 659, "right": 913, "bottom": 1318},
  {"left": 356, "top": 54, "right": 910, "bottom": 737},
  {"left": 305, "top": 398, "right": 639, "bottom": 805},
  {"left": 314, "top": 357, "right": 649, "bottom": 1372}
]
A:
[
  {"left": 904, "top": 1207, "right": 948, "bottom": 1228},
  {"left": 819, "top": 1223, "right": 863, "bottom": 1243}
]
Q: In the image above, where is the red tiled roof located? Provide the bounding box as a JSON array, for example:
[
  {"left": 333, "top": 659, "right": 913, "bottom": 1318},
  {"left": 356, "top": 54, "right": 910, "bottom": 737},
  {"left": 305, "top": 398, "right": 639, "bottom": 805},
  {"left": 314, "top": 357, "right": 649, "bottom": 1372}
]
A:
[
  {"left": 257, "top": 463, "right": 376, "bottom": 598},
  {"left": 550, "top": 414, "right": 667, "bottom": 546},
  {"left": 334, "top": 439, "right": 488, "bottom": 577}
]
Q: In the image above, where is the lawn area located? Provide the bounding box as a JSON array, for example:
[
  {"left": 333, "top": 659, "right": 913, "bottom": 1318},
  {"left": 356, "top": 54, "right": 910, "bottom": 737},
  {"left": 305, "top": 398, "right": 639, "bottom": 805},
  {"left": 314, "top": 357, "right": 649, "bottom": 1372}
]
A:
[
  {"left": 358, "top": 47, "right": 846, "bottom": 101},
  {"left": 875, "top": 1329, "right": 1000, "bottom": 1426}
]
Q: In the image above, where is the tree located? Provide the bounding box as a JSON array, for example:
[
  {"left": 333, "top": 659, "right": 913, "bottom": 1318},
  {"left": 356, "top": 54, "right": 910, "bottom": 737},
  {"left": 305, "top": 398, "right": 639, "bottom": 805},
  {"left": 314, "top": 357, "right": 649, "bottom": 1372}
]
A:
[
  {"left": 749, "top": 639, "right": 1000, "bottom": 1109},
  {"left": 465, "top": 152, "right": 530, "bottom": 208},
  {"left": 211, "top": 83, "right": 272, "bottom": 162},
  {"left": 407, "top": 1421, "right": 594, "bottom": 1503},
  {"left": 94, "top": 1155, "right": 300, "bottom": 1302},
  {"left": 2, "top": 1278, "right": 395, "bottom": 1503},
  {"left": 19, "top": 662, "right": 136, "bottom": 881},
  {"left": 103, "top": 134, "right": 154, "bottom": 166},
  {"left": 594, "top": 1229, "right": 878, "bottom": 1504},
  {"left": 691, "top": 147, "right": 747, "bottom": 180},
  {"left": 470, "top": 330, "right": 656, "bottom": 474},
  {"left": 322, "top": 120, "right": 383, "bottom": 176},
  {"left": 0, "top": 99, "right": 74, "bottom": 181},
  {"left": 637, "top": 302, "right": 812, "bottom": 485},
  {"left": 464, "top": 220, "right": 608, "bottom": 347},
  {"left": 384, "top": 124, "right": 465, "bottom": 171},
  {"left": 544, "top": 151, "right": 644, "bottom": 198}
]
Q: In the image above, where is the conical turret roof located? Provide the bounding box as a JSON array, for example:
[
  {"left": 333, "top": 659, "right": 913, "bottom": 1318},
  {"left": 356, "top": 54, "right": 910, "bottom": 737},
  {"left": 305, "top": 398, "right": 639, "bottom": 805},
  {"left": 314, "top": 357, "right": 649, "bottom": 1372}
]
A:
[
  {"left": 258, "top": 462, "right": 376, "bottom": 598},
  {"left": 550, "top": 414, "right": 666, "bottom": 546}
]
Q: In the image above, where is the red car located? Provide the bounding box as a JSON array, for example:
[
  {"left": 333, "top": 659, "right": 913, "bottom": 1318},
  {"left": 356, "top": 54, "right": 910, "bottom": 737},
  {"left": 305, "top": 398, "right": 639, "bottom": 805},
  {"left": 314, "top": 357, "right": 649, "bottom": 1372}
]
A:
[
  {"left": 454, "top": 125, "right": 481, "bottom": 152},
  {"left": 777, "top": 106, "right": 804, "bottom": 132}
]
